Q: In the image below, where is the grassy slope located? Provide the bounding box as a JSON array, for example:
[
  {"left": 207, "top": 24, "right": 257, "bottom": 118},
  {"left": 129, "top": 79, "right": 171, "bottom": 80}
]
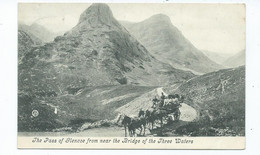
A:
[
  {"left": 54, "top": 85, "right": 157, "bottom": 121},
  {"left": 164, "top": 66, "right": 245, "bottom": 136},
  {"left": 18, "top": 85, "right": 156, "bottom": 131}
]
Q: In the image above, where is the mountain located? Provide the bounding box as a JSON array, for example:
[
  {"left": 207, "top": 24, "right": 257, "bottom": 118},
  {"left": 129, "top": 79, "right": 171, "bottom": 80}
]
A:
[
  {"left": 165, "top": 66, "right": 245, "bottom": 136},
  {"left": 223, "top": 50, "right": 245, "bottom": 68},
  {"left": 18, "top": 4, "right": 194, "bottom": 131},
  {"left": 201, "top": 50, "right": 231, "bottom": 65},
  {"left": 18, "top": 30, "right": 35, "bottom": 57},
  {"left": 18, "top": 30, "right": 41, "bottom": 63},
  {"left": 19, "top": 23, "right": 59, "bottom": 43},
  {"left": 121, "top": 15, "right": 223, "bottom": 74},
  {"left": 19, "top": 3, "right": 194, "bottom": 93}
]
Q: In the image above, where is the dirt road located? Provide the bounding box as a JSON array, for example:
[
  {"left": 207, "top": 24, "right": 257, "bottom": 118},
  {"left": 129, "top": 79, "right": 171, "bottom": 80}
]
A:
[
  {"left": 116, "top": 87, "right": 197, "bottom": 122},
  {"left": 19, "top": 87, "right": 198, "bottom": 137},
  {"left": 77, "top": 87, "right": 198, "bottom": 137}
]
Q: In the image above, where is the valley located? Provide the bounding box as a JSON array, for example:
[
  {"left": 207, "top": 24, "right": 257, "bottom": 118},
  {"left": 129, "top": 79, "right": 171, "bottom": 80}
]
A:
[{"left": 18, "top": 3, "right": 245, "bottom": 137}]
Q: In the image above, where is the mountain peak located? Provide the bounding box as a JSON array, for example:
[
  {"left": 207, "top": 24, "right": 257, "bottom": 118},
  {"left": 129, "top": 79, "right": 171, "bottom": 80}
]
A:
[
  {"left": 148, "top": 14, "right": 171, "bottom": 23},
  {"left": 78, "top": 3, "right": 119, "bottom": 27},
  {"left": 121, "top": 13, "right": 223, "bottom": 74}
]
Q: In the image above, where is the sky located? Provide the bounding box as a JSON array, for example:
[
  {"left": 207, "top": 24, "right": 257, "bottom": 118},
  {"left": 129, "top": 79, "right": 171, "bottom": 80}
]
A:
[{"left": 18, "top": 3, "right": 245, "bottom": 55}]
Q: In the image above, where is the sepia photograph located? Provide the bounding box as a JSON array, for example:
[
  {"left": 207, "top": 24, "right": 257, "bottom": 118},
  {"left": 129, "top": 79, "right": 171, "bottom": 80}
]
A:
[{"left": 17, "top": 2, "right": 245, "bottom": 149}]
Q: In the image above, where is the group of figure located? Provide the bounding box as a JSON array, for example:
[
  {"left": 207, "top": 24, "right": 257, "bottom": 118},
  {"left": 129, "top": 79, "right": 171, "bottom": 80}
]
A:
[
  {"left": 153, "top": 92, "right": 184, "bottom": 111},
  {"left": 117, "top": 93, "right": 184, "bottom": 137}
]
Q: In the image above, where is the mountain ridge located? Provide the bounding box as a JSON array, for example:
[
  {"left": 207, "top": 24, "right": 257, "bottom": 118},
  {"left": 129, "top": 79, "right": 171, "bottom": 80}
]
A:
[
  {"left": 223, "top": 49, "right": 245, "bottom": 68},
  {"left": 201, "top": 50, "right": 232, "bottom": 65},
  {"left": 18, "top": 4, "right": 196, "bottom": 131},
  {"left": 19, "top": 23, "right": 62, "bottom": 43},
  {"left": 121, "top": 14, "right": 224, "bottom": 74},
  {"left": 19, "top": 3, "right": 194, "bottom": 96}
]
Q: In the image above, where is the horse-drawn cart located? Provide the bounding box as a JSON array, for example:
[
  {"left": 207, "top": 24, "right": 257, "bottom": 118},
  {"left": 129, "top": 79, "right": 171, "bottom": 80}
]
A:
[
  {"left": 152, "top": 95, "right": 182, "bottom": 122},
  {"left": 118, "top": 93, "right": 184, "bottom": 137}
]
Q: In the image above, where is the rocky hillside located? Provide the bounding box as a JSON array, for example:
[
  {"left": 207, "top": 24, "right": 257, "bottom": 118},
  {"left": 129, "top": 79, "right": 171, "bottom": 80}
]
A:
[
  {"left": 19, "top": 3, "right": 194, "bottom": 95},
  {"left": 121, "top": 15, "right": 223, "bottom": 74},
  {"left": 19, "top": 23, "right": 59, "bottom": 43},
  {"left": 164, "top": 66, "right": 245, "bottom": 136},
  {"left": 18, "top": 30, "right": 34, "bottom": 59},
  {"left": 223, "top": 49, "right": 245, "bottom": 68},
  {"left": 18, "top": 3, "right": 194, "bottom": 132},
  {"left": 18, "top": 30, "right": 42, "bottom": 64}
]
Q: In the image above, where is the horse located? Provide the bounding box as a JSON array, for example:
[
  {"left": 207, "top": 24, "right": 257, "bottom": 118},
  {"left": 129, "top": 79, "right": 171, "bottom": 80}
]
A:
[
  {"left": 116, "top": 114, "right": 132, "bottom": 137},
  {"left": 116, "top": 113, "right": 146, "bottom": 137},
  {"left": 146, "top": 108, "right": 168, "bottom": 129},
  {"left": 128, "top": 116, "right": 146, "bottom": 137},
  {"left": 156, "top": 109, "right": 169, "bottom": 127},
  {"left": 145, "top": 109, "right": 157, "bottom": 130}
]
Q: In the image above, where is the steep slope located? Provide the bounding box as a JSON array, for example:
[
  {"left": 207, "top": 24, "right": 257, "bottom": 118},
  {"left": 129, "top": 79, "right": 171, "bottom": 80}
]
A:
[
  {"left": 19, "top": 3, "right": 194, "bottom": 94},
  {"left": 223, "top": 49, "right": 245, "bottom": 68},
  {"left": 202, "top": 50, "right": 231, "bottom": 65},
  {"left": 19, "top": 23, "right": 58, "bottom": 43},
  {"left": 121, "top": 15, "right": 223, "bottom": 74},
  {"left": 164, "top": 66, "right": 245, "bottom": 136},
  {"left": 18, "top": 27, "right": 43, "bottom": 45},
  {"left": 18, "top": 30, "right": 35, "bottom": 61},
  {"left": 18, "top": 30, "right": 42, "bottom": 64},
  {"left": 18, "top": 3, "right": 194, "bottom": 131}
]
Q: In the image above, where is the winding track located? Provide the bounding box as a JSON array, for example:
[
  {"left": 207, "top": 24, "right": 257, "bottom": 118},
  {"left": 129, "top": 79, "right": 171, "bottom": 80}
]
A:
[
  {"left": 116, "top": 87, "right": 197, "bottom": 122},
  {"left": 51, "top": 87, "right": 198, "bottom": 137}
]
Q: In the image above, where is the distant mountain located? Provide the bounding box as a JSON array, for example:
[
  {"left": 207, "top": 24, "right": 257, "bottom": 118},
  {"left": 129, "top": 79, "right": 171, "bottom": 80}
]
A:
[
  {"left": 223, "top": 50, "right": 245, "bottom": 68},
  {"left": 121, "top": 15, "right": 223, "bottom": 74},
  {"left": 201, "top": 50, "right": 231, "bottom": 65},
  {"left": 18, "top": 23, "right": 60, "bottom": 43},
  {"left": 165, "top": 66, "right": 245, "bottom": 136}
]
